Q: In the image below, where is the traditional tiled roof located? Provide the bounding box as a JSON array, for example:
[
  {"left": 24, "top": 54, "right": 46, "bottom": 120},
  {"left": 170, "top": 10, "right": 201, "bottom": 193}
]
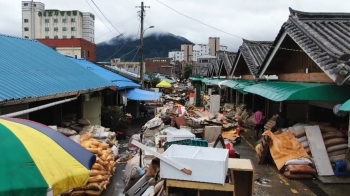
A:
[
  {"left": 259, "top": 7, "right": 350, "bottom": 84},
  {"left": 193, "top": 63, "right": 210, "bottom": 76},
  {"left": 232, "top": 39, "right": 272, "bottom": 78},
  {"left": 217, "top": 51, "right": 237, "bottom": 76}
]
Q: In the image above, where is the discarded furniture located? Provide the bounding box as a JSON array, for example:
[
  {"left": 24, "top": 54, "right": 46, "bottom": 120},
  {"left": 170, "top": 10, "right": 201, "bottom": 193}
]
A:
[
  {"left": 166, "top": 179, "right": 234, "bottom": 196},
  {"left": 228, "top": 158, "right": 255, "bottom": 196}
]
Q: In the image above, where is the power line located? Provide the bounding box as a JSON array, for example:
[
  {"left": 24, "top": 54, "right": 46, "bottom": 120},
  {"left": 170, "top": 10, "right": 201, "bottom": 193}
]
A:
[
  {"left": 119, "top": 46, "right": 141, "bottom": 59},
  {"left": 91, "top": 0, "right": 134, "bottom": 46},
  {"left": 131, "top": 46, "right": 141, "bottom": 62},
  {"left": 155, "top": 0, "right": 308, "bottom": 53}
]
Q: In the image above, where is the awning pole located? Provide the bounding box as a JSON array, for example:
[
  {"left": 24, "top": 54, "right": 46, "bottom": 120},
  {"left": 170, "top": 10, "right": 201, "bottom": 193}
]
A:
[{"left": 1, "top": 97, "right": 78, "bottom": 117}]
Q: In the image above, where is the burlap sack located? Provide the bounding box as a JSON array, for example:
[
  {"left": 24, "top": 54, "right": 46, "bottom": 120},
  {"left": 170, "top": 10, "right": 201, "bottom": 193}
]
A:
[
  {"left": 322, "top": 131, "right": 345, "bottom": 140},
  {"left": 324, "top": 138, "right": 347, "bottom": 147}
]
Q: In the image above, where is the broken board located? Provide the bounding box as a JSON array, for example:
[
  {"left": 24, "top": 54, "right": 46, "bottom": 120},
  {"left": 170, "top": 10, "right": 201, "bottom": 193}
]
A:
[
  {"left": 304, "top": 125, "right": 334, "bottom": 176},
  {"left": 203, "top": 126, "right": 222, "bottom": 143}
]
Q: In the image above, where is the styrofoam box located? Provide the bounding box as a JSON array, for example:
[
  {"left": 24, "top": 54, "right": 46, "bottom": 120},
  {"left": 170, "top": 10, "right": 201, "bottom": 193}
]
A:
[
  {"left": 167, "top": 130, "right": 195, "bottom": 142},
  {"left": 160, "top": 144, "right": 229, "bottom": 184}
]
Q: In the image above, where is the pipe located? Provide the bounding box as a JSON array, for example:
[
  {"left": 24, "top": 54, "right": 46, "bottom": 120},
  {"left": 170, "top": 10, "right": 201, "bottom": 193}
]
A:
[{"left": 1, "top": 97, "right": 78, "bottom": 117}]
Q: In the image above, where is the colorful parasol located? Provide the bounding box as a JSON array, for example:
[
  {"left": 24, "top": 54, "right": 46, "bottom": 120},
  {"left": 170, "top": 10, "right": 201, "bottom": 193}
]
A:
[
  {"left": 0, "top": 117, "right": 96, "bottom": 196},
  {"left": 156, "top": 79, "right": 172, "bottom": 88}
]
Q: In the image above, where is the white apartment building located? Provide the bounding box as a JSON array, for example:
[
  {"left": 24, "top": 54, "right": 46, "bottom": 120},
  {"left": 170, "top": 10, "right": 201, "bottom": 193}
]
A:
[
  {"left": 168, "top": 37, "right": 228, "bottom": 63},
  {"left": 22, "top": 1, "right": 95, "bottom": 43}
]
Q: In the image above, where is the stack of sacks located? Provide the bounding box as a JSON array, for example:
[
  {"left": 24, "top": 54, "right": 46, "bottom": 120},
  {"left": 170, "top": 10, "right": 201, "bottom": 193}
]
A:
[
  {"left": 288, "top": 124, "right": 311, "bottom": 155},
  {"left": 321, "top": 128, "right": 348, "bottom": 164},
  {"left": 68, "top": 134, "right": 116, "bottom": 196},
  {"left": 283, "top": 158, "right": 315, "bottom": 179},
  {"left": 79, "top": 125, "right": 116, "bottom": 145}
]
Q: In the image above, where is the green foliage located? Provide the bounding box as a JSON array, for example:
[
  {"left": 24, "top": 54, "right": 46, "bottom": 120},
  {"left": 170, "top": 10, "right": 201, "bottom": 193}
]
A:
[
  {"left": 73, "top": 11, "right": 77, "bottom": 16},
  {"left": 101, "top": 106, "right": 128, "bottom": 132},
  {"left": 148, "top": 73, "right": 161, "bottom": 84},
  {"left": 67, "top": 11, "right": 71, "bottom": 16},
  {"left": 184, "top": 65, "right": 194, "bottom": 79},
  {"left": 48, "top": 11, "right": 52, "bottom": 16},
  {"left": 60, "top": 11, "right": 65, "bottom": 16}
]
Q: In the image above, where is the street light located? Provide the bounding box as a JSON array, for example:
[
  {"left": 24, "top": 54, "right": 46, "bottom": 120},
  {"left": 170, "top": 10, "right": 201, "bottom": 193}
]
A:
[{"left": 139, "top": 26, "right": 154, "bottom": 88}]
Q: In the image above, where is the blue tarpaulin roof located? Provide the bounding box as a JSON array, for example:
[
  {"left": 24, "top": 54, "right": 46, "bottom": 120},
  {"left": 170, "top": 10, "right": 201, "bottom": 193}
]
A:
[
  {"left": 69, "top": 57, "right": 140, "bottom": 90},
  {"left": 126, "top": 89, "right": 162, "bottom": 101},
  {"left": 0, "top": 34, "right": 116, "bottom": 103}
]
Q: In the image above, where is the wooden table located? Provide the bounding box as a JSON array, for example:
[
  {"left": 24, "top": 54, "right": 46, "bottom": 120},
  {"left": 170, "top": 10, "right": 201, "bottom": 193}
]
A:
[
  {"left": 228, "top": 158, "right": 255, "bottom": 196},
  {"left": 166, "top": 179, "right": 234, "bottom": 196}
]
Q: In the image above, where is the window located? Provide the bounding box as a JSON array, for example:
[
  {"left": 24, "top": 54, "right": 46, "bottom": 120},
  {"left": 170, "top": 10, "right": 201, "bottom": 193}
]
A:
[
  {"left": 24, "top": 19, "right": 29, "bottom": 23},
  {"left": 62, "top": 18, "right": 67, "bottom": 23},
  {"left": 71, "top": 18, "right": 75, "bottom": 22},
  {"left": 23, "top": 3, "right": 28, "bottom": 6},
  {"left": 54, "top": 27, "right": 58, "bottom": 31},
  {"left": 71, "top": 36, "right": 75, "bottom": 38},
  {"left": 54, "top": 19, "right": 58, "bottom": 23},
  {"left": 54, "top": 35, "right": 58, "bottom": 39},
  {"left": 24, "top": 27, "right": 29, "bottom": 31},
  {"left": 87, "top": 51, "right": 90, "bottom": 57},
  {"left": 71, "top": 27, "right": 76, "bottom": 31},
  {"left": 24, "top": 36, "right": 29, "bottom": 38},
  {"left": 45, "top": 27, "right": 49, "bottom": 31},
  {"left": 63, "top": 35, "right": 67, "bottom": 39},
  {"left": 62, "top": 27, "right": 67, "bottom": 31},
  {"left": 45, "top": 19, "right": 49, "bottom": 23},
  {"left": 45, "top": 36, "right": 49, "bottom": 39}
]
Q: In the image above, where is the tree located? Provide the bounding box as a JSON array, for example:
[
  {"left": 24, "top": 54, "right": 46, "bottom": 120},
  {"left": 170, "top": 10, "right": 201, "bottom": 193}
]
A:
[
  {"left": 148, "top": 73, "right": 161, "bottom": 88},
  {"left": 184, "top": 64, "right": 194, "bottom": 79}
]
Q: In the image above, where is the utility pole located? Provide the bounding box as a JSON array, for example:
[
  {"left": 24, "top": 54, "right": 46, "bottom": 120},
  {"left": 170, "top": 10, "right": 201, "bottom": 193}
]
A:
[{"left": 136, "top": 2, "right": 150, "bottom": 88}]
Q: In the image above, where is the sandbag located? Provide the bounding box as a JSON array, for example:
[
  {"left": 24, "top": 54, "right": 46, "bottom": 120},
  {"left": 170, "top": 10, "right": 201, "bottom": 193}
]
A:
[
  {"left": 322, "top": 131, "right": 345, "bottom": 140},
  {"left": 70, "top": 124, "right": 83, "bottom": 132},
  {"left": 301, "top": 140, "right": 309, "bottom": 148},
  {"left": 324, "top": 138, "right": 347, "bottom": 147},
  {"left": 57, "top": 127, "right": 77, "bottom": 136},
  {"left": 70, "top": 190, "right": 85, "bottom": 196},
  {"left": 284, "top": 171, "right": 313, "bottom": 179},
  {"left": 78, "top": 118, "right": 91, "bottom": 126},
  {"left": 88, "top": 175, "right": 105, "bottom": 183},
  {"left": 294, "top": 128, "right": 306, "bottom": 138},
  {"left": 320, "top": 127, "right": 338, "bottom": 133},
  {"left": 92, "top": 163, "right": 104, "bottom": 170},
  {"left": 285, "top": 158, "right": 312, "bottom": 166},
  {"left": 86, "top": 182, "right": 102, "bottom": 190},
  {"left": 297, "top": 136, "right": 307, "bottom": 143},
  {"left": 329, "top": 154, "right": 347, "bottom": 163},
  {"left": 285, "top": 165, "right": 315, "bottom": 175},
  {"left": 327, "top": 143, "right": 348, "bottom": 153},
  {"left": 304, "top": 147, "right": 311, "bottom": 154},
  {"left": 328, "top": 149, "right": 348, "bottom": 157},
  {"left": 69, "top": 135, "right": 80, "bottom": 144},
  {"left": 85, "top": 190, "right": 102, "bottom": 196},
  {"left": 309, "top": 121, "right": 330, "bottom": 127}
]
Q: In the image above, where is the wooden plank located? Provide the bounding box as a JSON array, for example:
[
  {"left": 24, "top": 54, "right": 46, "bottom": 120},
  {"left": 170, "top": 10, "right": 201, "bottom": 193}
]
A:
[
  {"left": 166, "top": 179, "right": 234, "bottom": 192},
  {"left": 241, "top": 75, "right": 254, "bottom": 80},
  {"left": 228, "top": 158, "right": 254, "bottom": 171},
  {"left": 278, "top": 73, "right": 334, "bottom": 83},
  {"left": 304, "top": 125, "right": 334, "bottom": 176},
  {"left": 131, "top": 140, "right": 193, "bottom": 175},
  {"left": 309, "top": 73, "right": 334, "bottom": 83},
  {"left": 233, "top": 171, "right": 254, "bottom": 196}
]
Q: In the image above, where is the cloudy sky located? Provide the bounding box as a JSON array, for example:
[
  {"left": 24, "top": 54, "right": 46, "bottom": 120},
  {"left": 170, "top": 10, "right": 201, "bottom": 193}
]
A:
[{"left": 2, "top": 0, "right": 350, "bottom": 51}]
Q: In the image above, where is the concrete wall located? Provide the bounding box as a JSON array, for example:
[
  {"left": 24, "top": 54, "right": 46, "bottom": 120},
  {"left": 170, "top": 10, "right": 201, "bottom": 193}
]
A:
[{"left": 82, "top": 94, "right": 102, "bottom": 125}]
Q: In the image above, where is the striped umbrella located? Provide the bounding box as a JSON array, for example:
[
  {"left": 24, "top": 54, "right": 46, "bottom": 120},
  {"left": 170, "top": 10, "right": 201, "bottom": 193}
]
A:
[{"left": 0, "top": 117, "right": 96, "bottom": 196}]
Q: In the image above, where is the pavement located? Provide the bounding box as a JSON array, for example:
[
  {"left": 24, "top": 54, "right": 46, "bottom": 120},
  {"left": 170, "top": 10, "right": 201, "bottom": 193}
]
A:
[{"left": 102, "top": 116, "right": 350, "bottom": 196}]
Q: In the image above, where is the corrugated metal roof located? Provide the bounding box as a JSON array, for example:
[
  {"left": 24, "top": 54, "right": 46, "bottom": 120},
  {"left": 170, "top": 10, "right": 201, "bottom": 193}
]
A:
[
  {"left": 69, "top": 57, "right": 140, "bottom": 90},
  {"left": 0, "top": 34, "right": 116, "bottom": 103}
]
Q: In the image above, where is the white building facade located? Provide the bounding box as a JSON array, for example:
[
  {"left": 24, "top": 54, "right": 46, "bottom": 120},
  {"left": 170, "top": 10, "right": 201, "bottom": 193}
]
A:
[
  {"left": 22, "top": 1, "right": 95, "bottom": 43},
  {"left": 168, "top": 38, "right": 228, "bottom": 63}
]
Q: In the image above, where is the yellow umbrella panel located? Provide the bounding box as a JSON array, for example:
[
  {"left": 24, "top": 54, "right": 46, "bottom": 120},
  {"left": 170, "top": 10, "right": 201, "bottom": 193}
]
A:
[{"left": 156, "top": 80, "right": 172, "bottom": 88}]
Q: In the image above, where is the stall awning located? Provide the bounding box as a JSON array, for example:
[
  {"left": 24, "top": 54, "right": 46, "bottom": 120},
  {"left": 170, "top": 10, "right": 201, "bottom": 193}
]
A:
[
  {"left": 222, "top": 80, "right": 255, "bottom": 95},
  {"left": 243, "top": 82, "right": 350, "bottom": 102},
  {"left": 189, "top": 77, "right": 203, "bottom": 82},
  {"left": 340, "top": 100, "right": 350, "bottom": 112},
  {"left": 156, "top": 80, "right": 172, "bottom": 88},
  {"left": 126, "top": 89, "right": 162, "bottom": 101}
]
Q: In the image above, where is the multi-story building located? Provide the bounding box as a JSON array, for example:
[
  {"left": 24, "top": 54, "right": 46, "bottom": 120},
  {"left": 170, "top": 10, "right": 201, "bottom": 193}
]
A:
[
  {"left": 168, "top": 37, "right": 228, "bottom": 63},
  {"left": 21, "top": 1, "right": 95, "bottom": 43},
  {"left": 110, "top": 58, "right": 142, "bottom": 73},
  {"left": 37, "top": 38, "right": 97, "bottom": 62},
  {"left": 145, "top": 57, "right": 173, "bottom": 76}
]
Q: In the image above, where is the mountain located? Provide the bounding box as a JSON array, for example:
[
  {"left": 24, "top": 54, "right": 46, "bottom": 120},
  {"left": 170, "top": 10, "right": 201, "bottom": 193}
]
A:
[{"left": 96, "top": 32, "right": 193, "bottom": 62}]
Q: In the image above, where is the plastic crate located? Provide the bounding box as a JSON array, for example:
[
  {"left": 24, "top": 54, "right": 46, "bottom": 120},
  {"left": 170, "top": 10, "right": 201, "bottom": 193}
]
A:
[{"left": 164, "top": 139, "right": 208, "bottom": 151}]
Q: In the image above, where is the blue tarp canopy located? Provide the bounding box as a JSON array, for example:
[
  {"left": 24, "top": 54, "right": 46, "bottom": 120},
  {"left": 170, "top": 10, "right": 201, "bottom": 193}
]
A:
[{"left": 126, "top": 89, "right": 162, "bottom": 101}]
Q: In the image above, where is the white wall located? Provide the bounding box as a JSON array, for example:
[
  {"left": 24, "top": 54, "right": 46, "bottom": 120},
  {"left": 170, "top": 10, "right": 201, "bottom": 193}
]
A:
[
  {"left": 82, "top": 94, "right": 102, "bottom": 125},
  {"left": 56, "top": 47, "right": 82, "bottom": 58}
]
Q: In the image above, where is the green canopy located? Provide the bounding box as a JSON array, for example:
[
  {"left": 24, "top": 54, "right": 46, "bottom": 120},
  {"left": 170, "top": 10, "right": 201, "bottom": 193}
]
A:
[
  {"left": 207, "top": 79, "right": 224, "bottom": 85},
  {"left": 222, "top": 80, "right": 255, "bottom": 95},
  {"left": 189, "top": 77, "right": 203, "bottom": 82},
  {"left": 340, "top": 100, "right": 350, "bottom": 112},
  {"left": 243, "top": 81, "right": 350, "bottom": 102}
]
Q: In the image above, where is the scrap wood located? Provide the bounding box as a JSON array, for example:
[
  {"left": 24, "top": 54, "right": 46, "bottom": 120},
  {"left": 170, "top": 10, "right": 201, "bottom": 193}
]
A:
[{"left": 256, "top": 135, "right": 272, "bottom": 164}]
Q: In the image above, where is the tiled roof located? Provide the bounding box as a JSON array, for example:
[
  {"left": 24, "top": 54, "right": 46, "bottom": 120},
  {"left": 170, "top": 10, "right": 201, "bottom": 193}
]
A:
[
  {"left": 68, "top": 57, "right": 140, "bottom": 90},
  {"left": 222, "top": 52, "right": 236, "bottom": 76},
  {"left": 233, "top": 39, "right": 272, "bottom": 77},
  {"left": 259, "top": 8, "right": 350, "bottom": 84},
  {"left": 0, "top": 34, "right": 115, "bottom": 103},
  {"left": 194, "top": 63, "right": 210, "bottom": 76}
]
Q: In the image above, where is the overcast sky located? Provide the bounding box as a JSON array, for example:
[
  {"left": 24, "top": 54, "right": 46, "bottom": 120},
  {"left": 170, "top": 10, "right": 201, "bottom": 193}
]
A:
[{"left": 2, "top": 0, "right": 350, "bottom": 51}]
